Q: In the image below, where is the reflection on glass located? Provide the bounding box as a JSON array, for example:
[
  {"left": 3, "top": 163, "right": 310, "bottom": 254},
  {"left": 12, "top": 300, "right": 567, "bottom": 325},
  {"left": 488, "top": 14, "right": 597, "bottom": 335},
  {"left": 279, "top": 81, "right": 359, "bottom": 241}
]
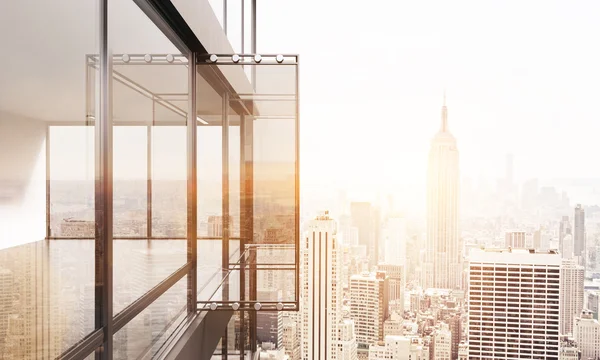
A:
[
  {"left": 113, "top": 277, "right": 187, "bottom": 359},
  {"left": 113, "top": 240, "right": 186, "bottom": 314},
  {"left": 114, "top": 126, "right": 148, "bottom": 237},
  {"left": 1, "top": 0, "right": 100, "bottom": 356}
]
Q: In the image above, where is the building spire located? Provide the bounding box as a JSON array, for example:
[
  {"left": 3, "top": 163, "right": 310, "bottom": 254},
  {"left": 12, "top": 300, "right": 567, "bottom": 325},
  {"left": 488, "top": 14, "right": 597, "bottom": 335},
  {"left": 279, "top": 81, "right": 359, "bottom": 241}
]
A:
[{"left": 441, "top": 90, "right": 448, "bottom": 132}]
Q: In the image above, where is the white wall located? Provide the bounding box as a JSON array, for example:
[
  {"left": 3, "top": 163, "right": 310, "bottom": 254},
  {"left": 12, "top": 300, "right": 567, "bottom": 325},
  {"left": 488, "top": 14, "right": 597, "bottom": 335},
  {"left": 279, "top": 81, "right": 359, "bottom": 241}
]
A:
[{"left": 0, "top": 113, "right": 47, "bottom": 249}]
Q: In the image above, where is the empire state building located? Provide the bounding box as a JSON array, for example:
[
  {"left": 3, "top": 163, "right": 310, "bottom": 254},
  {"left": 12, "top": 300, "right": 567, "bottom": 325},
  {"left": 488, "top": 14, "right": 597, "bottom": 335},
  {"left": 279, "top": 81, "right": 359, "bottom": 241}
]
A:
[{"left": 422, "top": 95, "right": 461, "bottom": 290}]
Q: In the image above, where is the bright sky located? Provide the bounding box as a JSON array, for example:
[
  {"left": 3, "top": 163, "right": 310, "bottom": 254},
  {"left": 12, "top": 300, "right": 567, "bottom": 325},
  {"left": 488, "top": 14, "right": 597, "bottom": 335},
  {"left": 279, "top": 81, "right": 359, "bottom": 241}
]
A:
[{"left": 257, "top": 0, "right": 600, "bottom": 210}]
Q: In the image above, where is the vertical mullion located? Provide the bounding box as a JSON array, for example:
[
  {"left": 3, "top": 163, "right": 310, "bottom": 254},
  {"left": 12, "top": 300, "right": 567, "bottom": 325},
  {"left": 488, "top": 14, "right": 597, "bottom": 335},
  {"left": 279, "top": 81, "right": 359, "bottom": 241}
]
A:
[
  {"left": 147, "top": 125, "right": 152, "bottom": 239},
  {"left": 45, "top": 125, "right": 51, "bottom": 239},
  {"left": 239, "top": 113, "right": 246, "bottom": 360},
  {"left": 295, "top": 57, "right": 300, "bottom": 309},
  {"left": 147, "top": 98, "right": 154, "bottom": 239},
  {"left": 248, "top": 6, "right": 257, "bottom": 350},
  {"left": 187, "top": 52, "right": 198, "bottom": 314},
  {"left": 223, "top": 0, "right": 228, "bottom": 36},
  {"left": 247, "top": 113, "right": 256, "bottom": 354},
  {"left": 95, "top": 0, "right": 113, "bottom": 357},
  {"left": 222, "top": 92, "right": 230, "bottom": 359}
]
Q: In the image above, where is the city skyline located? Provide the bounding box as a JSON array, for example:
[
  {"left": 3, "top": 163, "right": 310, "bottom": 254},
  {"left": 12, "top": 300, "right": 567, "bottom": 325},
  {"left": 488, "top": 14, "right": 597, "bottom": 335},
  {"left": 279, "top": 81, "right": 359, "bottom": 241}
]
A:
[{"left": 4, "top": 0, "right": 600, "bottom": 359}]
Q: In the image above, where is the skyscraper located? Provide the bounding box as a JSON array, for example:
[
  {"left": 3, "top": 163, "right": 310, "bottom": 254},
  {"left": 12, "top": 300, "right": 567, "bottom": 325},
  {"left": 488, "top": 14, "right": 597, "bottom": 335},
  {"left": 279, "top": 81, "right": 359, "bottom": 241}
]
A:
[
  {"left": 431, "top": 323, "right": 452, "bottom": 360},
  {"left": 384, "top": 216, "right": 407, "bottom": 267},
  {"left": 560, "top": 258, "right": 584, "bottom": 336},
  {"left": 574, "top": 310, "right": 600, "bottom": 360},
  {"left": 350, "top": 202, "right": 376, "bottom": 267},
  {"left": 468, "top": 248, "right": 560, "bottom": 359},
  {"left": 559, "top": 216, "right": 572, "bottom": 255},
  {"left": 337, "top": 319, "right": 358, "bottom": 360},
  {"left": 423, "top": 95, "right": 461, "bottom": 290},
  {"left": 377, "top": 263, "right": 404, "bottom": 313},
  {"left": 505, "top": 230, "right": 526, "bottom": 248},
  {"left": 282, "top": 316, "right": 301, "bottom": 360},
  {"left": 574, "top": 204, "right": 585, "bottom": 266},
  {"left": 302, "top": 212, "right": 342, "bottom": 360},
  {"left": 350, "top": 271, "right": 389, "bottom": 355}
]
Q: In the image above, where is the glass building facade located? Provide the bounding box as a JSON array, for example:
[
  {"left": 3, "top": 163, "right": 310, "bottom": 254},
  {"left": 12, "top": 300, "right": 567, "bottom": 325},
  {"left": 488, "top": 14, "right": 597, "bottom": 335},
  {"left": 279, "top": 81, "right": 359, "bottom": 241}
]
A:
[{"left": 0, "top": 1, "right": 298, "bottom": 359}]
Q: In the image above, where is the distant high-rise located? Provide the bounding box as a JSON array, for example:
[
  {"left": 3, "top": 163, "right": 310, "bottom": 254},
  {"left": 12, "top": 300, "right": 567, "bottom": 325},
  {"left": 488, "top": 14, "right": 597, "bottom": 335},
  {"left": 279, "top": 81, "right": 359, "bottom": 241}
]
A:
[
  {"left": 560, "top": 258, "right": 584, "bottom": 336},
  {"left": 423, "top": 95, "right": 461, "bottom": 290},
  {"left": 505, "top": 230, "right": 525, "bottom": 248},
  {"left": 559, "top": 216, "right": 572, "bottom": 255},
  {"left": 377, "top": 263, "right": 404, "bottom": 314},
  {"left": 350, "top": 202, "right": 376, "bottom": 267},
  {"left": 563, "top": 234, "right": 574, "bottom": 259},
  {"left": 282, "top": 316, "right": 301, "bottom": 360},
  {"left": 350, "top": 271, "right": 389, "bottom": 354},
  {"left": 256, "top": 289, "right": 284, "bottom": 348},
  {"left": 431, "top": 323, "right": 452, "bottom": 360},
  {"left": 468, "top": 249, "right": 560, "bottom": 359},
  {"left": 574, "top": 311, "right": 600, "bottom": 360},
  {"left": 574, "top": 204, "right": 585, "bottom": 266},
  {"left": 337, "top": 319, "right": 358, "bottom": 360},
  {"left": 301, "top": 212, "right": 342, "bottom": 360},
  {"left": 384, "top": 216, "right": 407, "bottom": 267}
]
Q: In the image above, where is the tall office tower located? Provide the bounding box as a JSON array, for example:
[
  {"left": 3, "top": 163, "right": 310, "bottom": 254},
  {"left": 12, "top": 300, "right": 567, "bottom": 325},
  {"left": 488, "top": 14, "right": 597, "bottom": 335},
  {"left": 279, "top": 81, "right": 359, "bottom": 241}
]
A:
[
  {"left": 377, "top": 263, "right": 404, "bottom": 313},
  {"left": 350, "top": 202, "right": 376, "bottom": 267},
  {"left": 505, "top": 230, "right": 526, "bottom": 248},
  {"left": 521, "top": 178, "right": 539, "bottom": 210},
  {"left": 301, "top": 211, "right": 342, "bottom": 360},
  {"left": 373, "top": 207, "right": 382, "bottom": 266},
  {"left": 337, "top": 319, "right": 358, "bottom": 360},
  {"left": 574, "top": 204, "right": 586, "bottom": 266},
  {"left": 447, "top": 314, "right": 462, "bottom": 360},
  {"left": 574, "top": 310, "right": 600, "bottom": 359},
  {"left": 423, "top": 95, "right": 461, "bottom": 290},
  {"left": 560, "top": 258, "right": 584, "bottom": 335},
  {"left": 384, "top": 216, "right": 407, "bottom": 267},
  {"left": 350, "top": 271, "right": 389, "bottom": 354},
  {"left": 563, "top": 234, "right": 574, "bottom": 259},
  {"left": 559, "top": 216, "right": 572, "bottom": 255},
  {"left": 367, "top": 336, "right": 423, "bottom": 360},
  {"left": 282, "top": 316, "right": 301, "bottom": 360},
  {"left": 256, "top": 289, "right": 284, "bottom": 348},
  {"left": 468, "top": 249, "right": 560, "bottom": 359},
  {"left": 533, "top": 229, "right": 541, "bottom": 249},
  {"left": 431, "top": 323, "right": 452, "bottom": 360}
]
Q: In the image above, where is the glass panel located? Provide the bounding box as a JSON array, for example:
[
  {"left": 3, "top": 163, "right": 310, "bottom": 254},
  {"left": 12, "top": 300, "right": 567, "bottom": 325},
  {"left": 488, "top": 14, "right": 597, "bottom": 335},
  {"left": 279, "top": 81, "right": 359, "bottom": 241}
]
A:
[
  {"left": 198, "top": 239, "right": 243, "bottom": 302},
  {"left": 197, "top": 239, "right": 223, "bottom": 302},
  {"left": 256, "top": 270, "right": 296, "bottom": 303},
  {"left": 197, "top": 71, "right": 223, "bottom": 237},
  {"left": 50, "top": 126, "right": 95, "bottom": 238},
  {"left": 226, "top": 0, "right": 243, "bottom": 53},
  {"left": 109, "top": 0, "right": 188, "bottom": 321},
  {"left": 229, "top": 112, "right": 241, "bottom": 239},
  {"left": 152, "top": 126, "right": 187, "bottom": 237},
  {"left": 1, "top": 0, "right": 99, "bottom": 357},
  {"left": 113, "top": 276, "right": 187, "bottom": 359},
  {"left": 198, "top": 57, "right": 299, "bottom": 309},
  {"left": 208, "top": 0, "right": 224, "bottom": 29},
  {"left": 114, "top": 239, "right": 186, "bottom": 314},
  {"left": 114, "top": 126, "right": 148, "bottom": 237}
]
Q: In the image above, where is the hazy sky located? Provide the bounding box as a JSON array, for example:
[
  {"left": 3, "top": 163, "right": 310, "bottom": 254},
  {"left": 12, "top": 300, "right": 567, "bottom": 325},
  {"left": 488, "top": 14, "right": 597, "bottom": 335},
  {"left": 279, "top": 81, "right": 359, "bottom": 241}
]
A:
[{"left": 256, "top": 0, "right": 600, "bottom": 209}]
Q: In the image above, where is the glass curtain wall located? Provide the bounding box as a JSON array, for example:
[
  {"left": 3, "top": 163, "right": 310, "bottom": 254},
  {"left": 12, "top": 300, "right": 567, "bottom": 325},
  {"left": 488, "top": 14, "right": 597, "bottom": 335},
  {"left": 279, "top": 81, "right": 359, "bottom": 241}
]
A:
[{"left": 0, "top": 0, "right": 298, "bottom": 358}]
